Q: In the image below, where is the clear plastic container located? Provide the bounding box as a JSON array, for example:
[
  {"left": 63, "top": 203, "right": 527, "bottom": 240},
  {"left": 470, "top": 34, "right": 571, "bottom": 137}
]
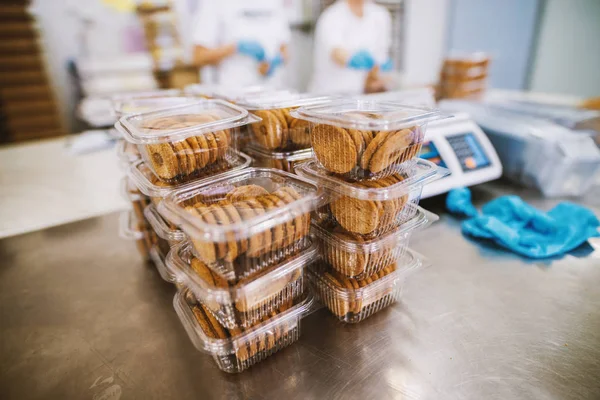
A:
[
  {"left": 296, "top": 159, "right": 449, "bottom": 238},
  {"left": 290, "top": 100, "right": 443, "bottom": 180},
  {"left": 308, "top": 249, "right": 424, "bottom": 323},
  {"left": 174, "top": 289, "right": 315, "bottom": 373},
  {"left": 158, "top": 168, "right": 322, "bottom": 282},
  {"left": 167, "top": 239, "right": 317, "bottom": 329},
  {"left": 120, "top": 177, "right": 151, "bottom": 229},
  {"left": 115, "top": 100, "right": 259, "bottom": 184},
  {"left": 149, "top": 242, "right": 178, "bottom": 283},
  {"left": 238, "top": 93, "right": 333, "bottom": 151},
  {"left": 144, "top": 203, "right": 185, "bottom": 246},
  {"left": 245, "top": 145, "right": 313, "bottom": 174},
  {"left": 184, "top": 84, "right": 291, "bottom": 102},
  {"left": 126, "top": 151, "right": 252, "bottom": 206},
  {"left": 112, "top": 96, "right": 199, "bottom": 118},
  {"left": 119, "top": 210, "right": 154, "bottom": 262},
  {"left": 314, "top": 205, "right": 435, "bottom": 279},
  {"left": 116, "top": 139, "right": 141, "bottom": 166}
]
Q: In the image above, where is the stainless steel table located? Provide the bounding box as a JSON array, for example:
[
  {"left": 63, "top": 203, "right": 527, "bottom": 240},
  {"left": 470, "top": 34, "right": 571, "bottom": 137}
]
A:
[{"left": 1, "top": 182, "right": 599, "bottom": 400}]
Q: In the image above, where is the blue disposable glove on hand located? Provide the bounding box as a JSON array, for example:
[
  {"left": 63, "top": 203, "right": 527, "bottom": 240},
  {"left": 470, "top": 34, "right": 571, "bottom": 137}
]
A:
[
  {"left": 266, "top": 53, "right": 284, "bottom": 77},
  {"left": 237, "top": 40, "right": 266, "bottom": 62},
  {"left": 347, "top": 50, "right": 375, "bottom": 70},
  {"left": 380, "top": 58, "right": 394, "bottom": 72}
]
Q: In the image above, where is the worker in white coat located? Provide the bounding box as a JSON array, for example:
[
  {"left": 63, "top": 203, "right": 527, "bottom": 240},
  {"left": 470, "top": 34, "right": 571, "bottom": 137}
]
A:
[
  {"left": 309, "top": 0, "right": 393, "bottom": 94},
  {"left": 192, "top": 0, "right": 291, "bottom": 88}
]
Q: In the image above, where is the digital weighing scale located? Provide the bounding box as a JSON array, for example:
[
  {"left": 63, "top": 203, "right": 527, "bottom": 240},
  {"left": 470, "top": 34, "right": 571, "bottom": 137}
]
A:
[
  {"left": 418, "top": 112, "right": 502, "bottom": 198},
  {"left": 360, "top": 89, "right": 503, "bottom": 198}
]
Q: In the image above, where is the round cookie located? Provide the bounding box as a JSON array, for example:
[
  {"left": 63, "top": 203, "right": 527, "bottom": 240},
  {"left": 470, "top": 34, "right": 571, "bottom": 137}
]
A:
[
  {"left": 330, "top": 228, "right": 368, "bottom": 277},
  {"left": 255, "top": 195, "right": 285, "bottom": 251},
  {"left": 272, "top": 188, "right": 303, "bottom": 244},
  {"left": 186, "top": 206, "right": 217, "bottom": 264},
  {"left": 288, "top": 117, "right": 311, "bottom": 148},
  {"left": 185, "top": 136, "right": 203, "bottom": 170},
  {"left": 368, "top": 129, "right": 413, "bottom": 173},
  {"left": 203, "top": 132, "right": 219, "bottom": 164},
  {"left": 330, "top": 195, "right": 380, "bottom": 235},
  {"left": 312, "top": 124, "right": 358, "bottom": 174},
  {"left": 220, "top": 202, "right": 247, "bottom": 254},
  {"left": 145, "top": 143, "right": 180, "bottom": 181},
  {"left": 178, "top": 138, "right": 197, "bottom": 175},
  {"left": 360, "top": 130, "right": 393, "bottom": 170},
  {"left": 278, "top": 186, "right": 310, "bottom": 238},
  {"left": 226, "top": 185, "right": 269, "bottom": 202},
  {"left": 250, "top": 110, "right": 285, "bottom": 150},
  {"left": 210, "top": 203, "right": 238, "bottom": 262},
  {"left": 268, "top": 192, "right": 296, "bottom": 247},
  {"left": 200, "top": 304, "right": 229, "bottom": 339},
  {"left": 193, "top": 134, "right": 211, "bottom": 168},
  {"left": 234, "top": 200, "right": 262, "bottom": 258},
  {"left": 170, "top": 141, "right": 189, "bottom": 178}
]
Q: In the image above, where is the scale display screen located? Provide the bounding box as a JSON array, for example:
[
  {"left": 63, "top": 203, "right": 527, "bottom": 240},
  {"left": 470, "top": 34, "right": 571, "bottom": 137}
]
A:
[
  {"left": 447, "top": 132, "right": 491, "bottom": 172},
  {"left": 420, "top": 140, "right": 448, "bottom": 169}
]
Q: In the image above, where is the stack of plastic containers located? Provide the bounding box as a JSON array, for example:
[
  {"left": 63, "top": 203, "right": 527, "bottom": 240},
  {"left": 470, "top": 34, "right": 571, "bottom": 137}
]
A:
[
  {"left": 291, "top": 100, "right": 449, "bottom": 323},
  {"left": 115, "top": 98, "right": 256, "bottom": 283},
  {"left": 160, "top": 168, "right": 322, "bottom": 372}
]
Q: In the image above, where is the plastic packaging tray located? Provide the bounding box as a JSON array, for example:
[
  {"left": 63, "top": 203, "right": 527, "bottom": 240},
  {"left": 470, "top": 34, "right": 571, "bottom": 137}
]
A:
[
  {"left": 144, "top": 204, "right": 186, "bottom": 246},
  {"left": 238, "top": 93, "right": 332, "bottom": 151},
  {"left": 313, "top": 205, "right": 435, "bottom": 279},
  {"left": 167, "top": 239, "right": 317, "bottom": 329},
  {"left": 308, "top": 249, "right": 424, "bottom": 323},
  {"left": 149, "top": 243, "right": 177, "bottom": 283},
  {"left": 119, "top": 210, "right": 154, "bottom": 262},
  {"left": 291, "top": 100, "right": 443, "bottom": 180},
  {"left": 127, "top": 151, "right": 252, "bottom": 205},
  {"left": 296, "top": 159, "right": 449, "bottom": 238},
  {"left": 116, "top": 139, "right": 141, "bottom": 166},
  {"left": 245, "top": 145, "right": 313, "bottom": 174},
  {"left": 111, "top": 89, "right": 180, "bottom": 116},
  {"left": 158, "top": 168, "right": 322, "bottom": 282},
  {"left": 115, "top": 100, "right": 259, "bottom": 184},
  {"left": 121, "top": 177, "right": 151, "bottom": 225},
  {"left": 174, "top": 289, "right": 315, "bottom": 373},
  {"left": 113, "top": 96, "right": 199, "bottom": 118},
  {"left": 184, "top": 84, "right": 292, "bottom": 102}
]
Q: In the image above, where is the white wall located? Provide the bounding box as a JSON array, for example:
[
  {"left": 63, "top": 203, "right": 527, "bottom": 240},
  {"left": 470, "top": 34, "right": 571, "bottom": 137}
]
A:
[
  {"left": 529, "top": 0, "right": 600, "bottom": 97},
  {"left": 402, "top": 0, "right": 450, "bottom": 87}
]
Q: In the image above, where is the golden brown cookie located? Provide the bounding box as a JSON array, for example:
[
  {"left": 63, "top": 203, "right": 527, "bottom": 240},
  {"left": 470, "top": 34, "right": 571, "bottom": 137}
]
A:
[
  {"left": 312, "top": 124, "right": 358, "bottom": 174},
  {"left": 203, "top": 132, "right": 219, "bottom": 164},
  {"left": 368, "top": 129, "right": 413, "bottom": 173},
  {"left": 170, "top": 140, "right": 189, "bottom": 177},
  {"left": 179, "top": 138, "right": 198, "bottom": 175},
  {"left": 272, "top": 188, "right": 302, "bottom": 244},
  {"left": 145, "top": 143, "right": 179, "bottom": 181},
  {"left": 288, "top": 117, "right": 311, "bottom": 148},
  {"left": 185, "top": 135, "right": 203, "bottom": 169},
  {"left": 187, "top": 206, "right": 217, "bottom": 264},
  {"left": 238, "top": 199, "right": 270, "bottom": 257},
  {"left": 360, "top": 130, "right": 392, "bottom": 170},
  {"left": 250, "top": 110, "right": 285, "bottom": 150},
  {"left": 210, "top": 203, "right": 238, "bottom": 262},
  {"left": 226, "top": 185, "right": 269, "bottom": 202},
  {"left": 201, "top": 304, "right": 229, "bottom": 339},
  {"left": 278, "top": 186, "right": 310, "bottom": 238},
  {"left": 220, "top": 202, "right": 247, "bottom": 254},
  {"left": 330, "top": 195, "right": 380, "bottom": 235},
  {"left": 329, "top": 228, "right": 369, "bottom": 277},
  {"left": 256, "top": 195, "right": 286, "bottom": 251}
]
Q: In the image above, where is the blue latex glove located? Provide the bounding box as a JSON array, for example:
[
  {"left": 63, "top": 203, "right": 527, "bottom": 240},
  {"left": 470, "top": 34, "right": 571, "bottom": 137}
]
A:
[
  {"left": 266, "top": 53, "right": 284, "bottom": 77},
  {"left": 446, "top": 188, "right": 600, "bottom": 258},
  {"left": 237, "top": 40, "right": 266, "bottom": 62},
  {"left": 446, "top": 187, "right": 478, "bottom": 218},
  {"left": 380, "top": 58, "right": 394, "bottom": 72},
  {"left": 347, "top": 50, "right": 375, "bottom": 70}
]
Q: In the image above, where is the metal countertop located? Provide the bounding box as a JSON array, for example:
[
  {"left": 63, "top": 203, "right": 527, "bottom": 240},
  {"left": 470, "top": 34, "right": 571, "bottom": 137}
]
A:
[{"left": 1, "top": 182, "right": 599, "bottom": 400}]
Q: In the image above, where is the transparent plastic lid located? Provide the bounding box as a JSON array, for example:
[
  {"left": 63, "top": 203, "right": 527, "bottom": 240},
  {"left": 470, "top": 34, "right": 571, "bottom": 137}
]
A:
[
  {"left": 312, "top": 205, "right": 436, "bottom": 252},
  {"left": 113, "top": 96, "right": 200, "bottom": 117},
  {"left": 185, "top": 84, "right": 294, "bottom": 102},
  {"left": 244, "top": 144, "right": 313, "bottom": 161},
  {"left": 173, "top": 289, "right": 316, "bottom": 355},
  {"left": 116, "top": 100, "right": 259, "bottom": 144},
  {"left": 119, "top": 210, "right": 144, "bottom": 240},
  {"left": 309, "top": 249, "right": 425, "bottom": 300},
  {"left": 158, "top": 167, "right": 322, "bottom": 243},
  {"left": 290, "top": 100, "right": 444, "bottom": 131},
  {"left": 295, "top": 158, "right": 450, "bottom": 200},
  {"left": 127, "top": 151, "right": 252, "bottom": 198},
  {"left": 236, "top": 92, "right": 333, "bottom": 111},
  {"left": 144, "top": 204, "right": 186, "bottom": 242},
  {"left": 116, "top": 139, "right": 141, "bottom": 164},
  {"left": 168, "top": 239, "right": 318, "bottom": 304}
]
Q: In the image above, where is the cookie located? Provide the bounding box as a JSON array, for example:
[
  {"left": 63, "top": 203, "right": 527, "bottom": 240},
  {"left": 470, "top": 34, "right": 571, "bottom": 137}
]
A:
[
  {"left": 226, "top": 185, "right": 269, "bottom": 202},
  {"left": 256, "top": 195, "right": 286, "bottom": 251},
  {"left": 328, "top": 228, "right": 369, "bottom": 277},
  {"left": 238, "top": 199, "right": 271, "bottom": 258},
  {"left": 203, "top": 132, "right": 219, "bottom": 164},
  {"left": 278, "top": 186, "right": 310, "bottom": 238},
  {"left": 330, "top": 195, "right": 380, "bottom": 235},
  {"left": 272, "top": 188, "right": 303, "bottom": 244},
  {"left": 288, "top": 117, "right": 311, "bottom": 148},
  {"left": 186, "top": 206, "right": 217, "bottom": 264},
  {"left": 210, "top": 203, "right": 238, "bottom": 262},
  {"left": 266, "top": 192, "right": 296, "bottom": 247},
  {"left": 312, "top": 124, "right": 358, "bottom": 174},
  {"left": 360, "top": 130, "right": 392, "bottom": 170},
  {"left": 250, "top": 110, "right": 285, "bottom": 150},
  {"left": 185, "top": 135, "right": 204, "bottom": 169},
  {"left": 368, "top": 129, "right": 413, "bottom": 173},
  {"left": 220, "top": 202, "right": 247, "bottom": 254},
  {"left": 145, "top": 143, "right": 180, "bottom": 181}
]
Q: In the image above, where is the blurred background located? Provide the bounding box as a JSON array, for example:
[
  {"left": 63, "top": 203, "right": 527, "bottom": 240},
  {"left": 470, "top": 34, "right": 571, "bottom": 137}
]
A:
[{"left": 1, "top": 0, "right": 598, "bottom": 141}]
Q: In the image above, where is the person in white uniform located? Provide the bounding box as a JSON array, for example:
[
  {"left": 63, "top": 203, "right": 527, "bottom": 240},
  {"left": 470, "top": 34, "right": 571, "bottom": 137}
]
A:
[
  {"left": 309, "top": 0, "right": 393, "bottom": 94},
  {"left": 192, "top": 0, "right": 291, "bottom": 88}
]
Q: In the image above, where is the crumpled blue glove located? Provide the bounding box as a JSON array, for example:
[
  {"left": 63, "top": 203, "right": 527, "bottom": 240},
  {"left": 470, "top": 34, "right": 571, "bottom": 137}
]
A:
[
  {"left": 446, "top": 187, "right": 478, "bottom": 218},
  {"left": 347, "top": 50, "right": 375, "bottom": 70},
  {"left": 266, "top": 53, "right": 284, "bottom": 77},
  {"left": 380, "top": 58, "right": 394, "bottom": 72},
  {"left": 446, "top": 188, "right": 600, "bottom": 259},
  {"left": 237, "top": 40, "right": 266, "bottom": 62}
]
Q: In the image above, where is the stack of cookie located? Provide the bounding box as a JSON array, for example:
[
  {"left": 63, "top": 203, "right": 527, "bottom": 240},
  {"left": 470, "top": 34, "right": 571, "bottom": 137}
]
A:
[
  {"left": 115, "top": 98, "right": 257, "bottom": 283},
  {"left": 235, "top": 93, "right": 334, "bottom": 174},
  {"left": 292, "top": 100, "right": 449, "bottom": 323},
  {"left": 438, "top": 53, "right": 490, "bottom": 100},
  {"left": 160, "top": 168, "right": 322, "bottom": 372}
]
